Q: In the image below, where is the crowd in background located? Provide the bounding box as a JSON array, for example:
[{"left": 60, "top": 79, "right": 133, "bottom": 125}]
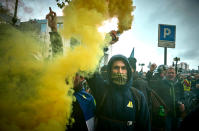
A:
[
  {"left": 99, "top": 58, "right": 199, "bottom": 131},
  {"left": 46, "top": 8, "right": 199, "bottom": 131}
]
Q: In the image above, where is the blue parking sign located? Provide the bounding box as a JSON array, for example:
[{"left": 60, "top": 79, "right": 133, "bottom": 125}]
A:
[{"left": 158, "top": 24, "right": 176, "bottom": 48}]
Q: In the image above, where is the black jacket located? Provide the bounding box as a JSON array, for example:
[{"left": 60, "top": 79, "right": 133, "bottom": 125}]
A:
[
  {"left": 151, "top": 79, "right": 184, "bottom": 117},
  {"left": 133, "top": 78, "right": 150, "bottom": 106},
  {"left": 88, "top": 55, "right": 151, "bottom": 131}
]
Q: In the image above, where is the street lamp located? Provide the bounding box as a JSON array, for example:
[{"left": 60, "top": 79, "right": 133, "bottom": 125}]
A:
[
  {"left": 139, "top": 63, "right": 145, "bottom": 72},
  {"left": 173, "top": 57, "right": 180, "bottom": 74}
]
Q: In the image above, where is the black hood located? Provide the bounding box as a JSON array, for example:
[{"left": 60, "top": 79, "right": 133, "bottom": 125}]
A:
[{"left": 107, "top": 54, "right": 132, "bottom": 88}]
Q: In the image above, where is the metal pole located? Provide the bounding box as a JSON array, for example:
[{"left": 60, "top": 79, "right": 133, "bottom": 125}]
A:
[
  {"left": 12, "top": 0, "right": 18, "bottom": 25},
  {"left": 164, "top": 47, "right": 167, "bottom": 65}
]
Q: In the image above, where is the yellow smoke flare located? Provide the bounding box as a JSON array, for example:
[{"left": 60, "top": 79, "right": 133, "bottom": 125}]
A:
[
  {"left": 60, "top": 0, "right": 135, "bottom": 128},
  {"left": 61, "top": 0, "right": 135, "bottom": 74},
  {"left": 0, "top": 24, "right": 72, "bottom": 131}
]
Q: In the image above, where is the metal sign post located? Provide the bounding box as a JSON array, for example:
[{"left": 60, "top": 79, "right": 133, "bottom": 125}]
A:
[
  {"left": 12, "top": 0, "right": 19, "bottom": 25},
  {"left": 158, "top": 24, "right": 176, "bottom": 65},
  {"left": 164, "top": 47, "right": 167, "bottom": 65}
]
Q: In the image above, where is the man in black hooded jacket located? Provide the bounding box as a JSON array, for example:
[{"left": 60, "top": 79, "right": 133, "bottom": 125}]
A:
[{"left": 87, "top": 54, "right": 151, "bottom": 131}]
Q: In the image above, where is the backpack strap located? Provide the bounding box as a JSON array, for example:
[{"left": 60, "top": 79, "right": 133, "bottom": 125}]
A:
[
  {"left": 130, "top": 87, "right": 141, "bottom": 120},
  {"left": 149, "top": 88, "right": 168, "bottom": 112},
  {"left": 96, "top": 89, "right": 108, "bottom": 115},
  {"left": 99, "top": 115, "right": 136, "bottom": 127}
]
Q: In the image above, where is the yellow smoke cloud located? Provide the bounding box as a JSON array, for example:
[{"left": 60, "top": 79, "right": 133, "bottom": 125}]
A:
[
  {"left": 0, "top": 24, "right": 72, "bottom": 131},
  {"left": 61, "top": 0, "right": 135, "bottom": 74},
  {"left": 0, "top": 0, "right": 135, "bottom": 130},
  {"left": 108, "top": 0, "right": 135, "bottom": 33},
  {"left": 61, "top": 0, "right": 108, "bottom": 79}
]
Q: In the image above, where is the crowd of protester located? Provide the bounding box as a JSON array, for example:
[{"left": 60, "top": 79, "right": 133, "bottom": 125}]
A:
[
  {"left": 99, "top": 58, "right": 199, "bottom": 131},
  {"left": 46, "top": 8, "right": 199, "bottom": 131}
]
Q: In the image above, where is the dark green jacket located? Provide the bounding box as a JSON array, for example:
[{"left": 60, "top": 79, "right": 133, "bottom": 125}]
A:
[{"left": 49, "top": 32, "right": 63, "bottom": 56}]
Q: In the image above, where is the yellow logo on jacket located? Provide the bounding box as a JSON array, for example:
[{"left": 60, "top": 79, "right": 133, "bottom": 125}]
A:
[
  {"left": 127, "top": 101, "right": 133, "bottom": 108},
  {"left": 82, "top": 95, "right": 87, "bottom": 99}
]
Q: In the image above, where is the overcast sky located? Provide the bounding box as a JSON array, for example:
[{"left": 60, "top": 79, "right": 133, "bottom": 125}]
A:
[
  {"left": 3, "top": 0, "right": 198, "bottom": 71},
  {"left": 112, "top": 0, "right": 199, "bottom": 71}
]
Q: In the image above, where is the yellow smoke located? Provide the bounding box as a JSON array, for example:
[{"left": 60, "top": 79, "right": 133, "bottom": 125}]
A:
[
  {"left": 108, "top": 0, "right": 135, "bottom": 33},
  {"left": 0, "top": 24, "right": 72, "bottom": 131},
  {"left": 0, "top": 0, "right": 135, "bottom": 130},
  {"left": 61, "top": 0, "right": 135, "bottom": 74}
]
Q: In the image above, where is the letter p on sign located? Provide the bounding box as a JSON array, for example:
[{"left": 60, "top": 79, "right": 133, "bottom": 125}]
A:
[
  {"left": 158, "top": 24, "right": 176, "bottom": 48},
  {"left": 164, "top": 28, "right": 171, "bottom": 38}
]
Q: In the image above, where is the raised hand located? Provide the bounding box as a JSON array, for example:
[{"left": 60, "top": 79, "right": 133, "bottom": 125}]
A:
[
  {"left": 150, "top": 63, "right": 157, "bottom": 72},
  {"left": 46, "top": 7, "right": 57, "bottom": 32}
]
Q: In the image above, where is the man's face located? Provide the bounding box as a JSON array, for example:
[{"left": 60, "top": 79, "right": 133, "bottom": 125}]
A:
[
  {"left": 112, "top": 60, "right": 127, "bottom": 74},
  {"left": 166, "top": 68, "right": 176, "bottom": 81}
]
